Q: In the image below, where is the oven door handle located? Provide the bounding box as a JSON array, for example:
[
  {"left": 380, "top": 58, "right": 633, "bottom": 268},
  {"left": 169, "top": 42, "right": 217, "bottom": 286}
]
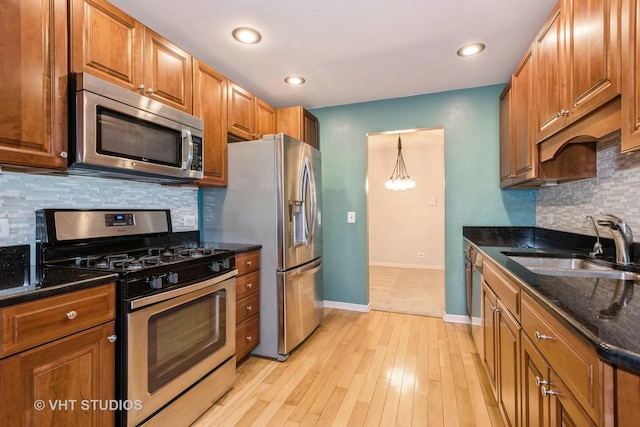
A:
[{"left": 130, "top": 269, "right": 237, "bottom": 310}]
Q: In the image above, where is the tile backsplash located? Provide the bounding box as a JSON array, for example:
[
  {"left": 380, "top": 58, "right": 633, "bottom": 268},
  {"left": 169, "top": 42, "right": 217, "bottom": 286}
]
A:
[
  {"left": 537, "top": 134, "right": 640, "bottom": 241},
  {"left": 0, "top": 171, "right": 199, "bottom": 247}
]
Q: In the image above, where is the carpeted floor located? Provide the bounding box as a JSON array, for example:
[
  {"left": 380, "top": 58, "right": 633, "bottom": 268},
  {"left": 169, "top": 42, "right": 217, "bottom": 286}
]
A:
[{"left": 369, "top": 265, "right": 445, "bottom": 318}]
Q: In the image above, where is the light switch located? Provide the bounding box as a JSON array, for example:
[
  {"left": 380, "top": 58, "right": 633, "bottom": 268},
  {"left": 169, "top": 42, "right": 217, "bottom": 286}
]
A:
[
  {"left": 0, "top": 218, "right": 9, "bottom": 238},
  {"left": 347, "top": 211, "right": 356, "bottom": 223}
]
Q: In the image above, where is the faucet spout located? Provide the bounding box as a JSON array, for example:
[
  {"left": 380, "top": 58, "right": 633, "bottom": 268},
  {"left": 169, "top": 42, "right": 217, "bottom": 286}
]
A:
[
  {"left": 596, "top": 213, "right": 634, "bottom": 265},
  {"left": 585, "top": 215, "right": 603, "bottom": 258}
]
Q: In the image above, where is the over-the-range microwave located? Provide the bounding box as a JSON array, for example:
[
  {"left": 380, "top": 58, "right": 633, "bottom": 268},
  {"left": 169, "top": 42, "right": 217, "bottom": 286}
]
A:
[{"left": 68, "top": 73, "right": 203, "bottom": 183}]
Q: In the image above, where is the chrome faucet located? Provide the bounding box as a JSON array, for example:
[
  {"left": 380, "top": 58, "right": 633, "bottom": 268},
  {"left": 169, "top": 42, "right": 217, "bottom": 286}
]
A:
[
  {"left": 585, "top": 215, "right": 603, "bottom": 258},
  {"left": 596, "top": 213, "right": 634, "bottom": 265}
]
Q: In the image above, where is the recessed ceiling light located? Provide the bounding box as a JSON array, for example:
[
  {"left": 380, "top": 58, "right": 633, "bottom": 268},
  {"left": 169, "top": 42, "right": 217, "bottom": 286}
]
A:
[
  {"left": 457, "top": 43, "right": 486, "bottom": 57},
  {"left": 232, "top": 27, "right": 261, "bottom": 44},
  {"left": 284, "top": 76, "right": 306, "bottom": 85}
]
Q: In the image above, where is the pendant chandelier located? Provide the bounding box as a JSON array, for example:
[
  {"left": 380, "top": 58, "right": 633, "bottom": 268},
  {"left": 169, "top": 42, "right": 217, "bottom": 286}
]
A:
[{"left": 385, "top": 134, "right": 416, "bottom": 191}]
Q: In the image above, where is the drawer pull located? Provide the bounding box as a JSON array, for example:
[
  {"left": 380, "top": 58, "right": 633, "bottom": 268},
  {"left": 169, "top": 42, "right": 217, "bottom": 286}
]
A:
[
  {"left": 246, "top": 335, "right": 252, "bottom": 342},
  {"left": 66, "top": 310, "right": 78, "bottom": 320},
  {"left": 107, "top": 335, "right": 117, "bottom": 343},
  {"left": 491, "top": 305, "right": 501, "bottom": 313},
  {"left": 246, "top": 283, "right": 253, "bottom": 289},
  {"left": 541, "top": 386, "right": 561, "bottom": 397},
  {"left": 535, "top": 331, "right": 553, "bottom": 341},
  {"left": 246, "top": 260, "right": 252, "bottom": 266},
  {"left": 246, "top": 305, "right": 253, "bottom": 311},
  {"left": 535, "top": 376, "right": 549, "bottom": 387}
]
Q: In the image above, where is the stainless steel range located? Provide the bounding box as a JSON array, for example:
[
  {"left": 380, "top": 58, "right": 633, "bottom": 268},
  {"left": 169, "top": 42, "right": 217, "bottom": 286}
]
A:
[{"left": 36, "top": 209, "right": 237, "bottom": 427}]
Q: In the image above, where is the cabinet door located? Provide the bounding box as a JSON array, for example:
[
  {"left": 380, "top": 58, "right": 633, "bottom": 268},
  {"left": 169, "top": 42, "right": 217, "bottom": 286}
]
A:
[
  {"left": 482, "top": 282, "right": 498, "bottom": 396},
  {"left": 193, "top": 60, "right": 228, "bottom": 187},
  {"left": 521, "top": 334, "right": 549, "bottom": 427},
  {"left": 0, "top": 322, "right": 115, "bottom": 427},
  {"left": 565, "top": 0, "right": 620, "bottom": 124},
  {"left": 143, "top": 28, "right": 193, "bottom": 113},
  {"left": 622, "top": 0, "right": 640, "bottom": 152},
  {"left": 497, "top": 300, "right": 520, "bottom": 427},
  {"left": 302, "top": 109, "right": 319, "bottom": 149},
  {"left": 70, "top": 0, "right": 144, "bottom": 92},
  {"left": 535, "top": 3, "right": 566, "bottom": 142},
  {"left": 0, "top": 0, "right": 68, "bottom": 169},
  {"left": 228, "top": 82, "right": 255, "bottom": 141},
  {"left": 512, "top": 48, "right": 537, "bottom": 185},
  {"left": 255, "top": 98, "right": 276, "bottom": 139},
  {"left": 548, "top": 371, "right": 597, "bottom": 427}
]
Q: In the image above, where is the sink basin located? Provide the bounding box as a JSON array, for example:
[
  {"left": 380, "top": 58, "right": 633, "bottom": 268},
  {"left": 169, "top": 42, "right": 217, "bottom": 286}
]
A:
[{"left": 507, "top": 255, "right": 640, "bottom": 281}]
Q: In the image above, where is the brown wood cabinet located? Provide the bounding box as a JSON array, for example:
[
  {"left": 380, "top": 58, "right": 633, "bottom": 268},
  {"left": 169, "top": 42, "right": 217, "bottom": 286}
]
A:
[
  {"left": 621, "top": 0, "right": 640, "bottom": 152},
  {"left": 276, "top": 106, "right": 319, "bottom": 149},
  {"left": 70, "top": 0, "right": 193, "bottom": 113},
  {"left": 235, "top": 250, "right": 261, "bottom": 361},
  {"left": 534, "top": 0, "right": 620, "bottom": 143},
  {"left": 500, "top": 48, "right": 537, "bottom": 188},
  {"left": 256, "top": 98, "right": 277, "bottom": 139},
  {"left": 193, "top": 60, "right": 228, "bottom": 187},
  {"left": 0, "top": 284, "right": 116, "bottom": 426},
  {"left": 0, "top": 0, "right": 68, "bottom": 169},
  {"left": 482, "top": 260, "right": 521, "bottom": 427},
  {"left": 227, "top": 82, "right": 276, "bottom": 142}
]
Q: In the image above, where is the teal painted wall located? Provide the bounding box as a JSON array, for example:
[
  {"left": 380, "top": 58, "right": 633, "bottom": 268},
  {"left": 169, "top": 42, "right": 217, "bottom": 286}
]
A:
[{"left": 311, "top": 84, "right": 536, "bottom": 315}]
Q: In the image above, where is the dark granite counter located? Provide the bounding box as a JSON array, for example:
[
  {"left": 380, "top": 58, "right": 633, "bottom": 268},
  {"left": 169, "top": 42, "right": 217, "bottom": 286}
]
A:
[
  {"left": 463, "top": 226, "right": 640, "bottom": 374},
  {"left": 203, "top": 242, "right": 262, "bottom": 254}
]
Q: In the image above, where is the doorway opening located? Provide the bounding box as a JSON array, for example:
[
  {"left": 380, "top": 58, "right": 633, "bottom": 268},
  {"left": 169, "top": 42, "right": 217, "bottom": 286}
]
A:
[{"left": 366, "top": 128, "right": 445, "bottom": 317}]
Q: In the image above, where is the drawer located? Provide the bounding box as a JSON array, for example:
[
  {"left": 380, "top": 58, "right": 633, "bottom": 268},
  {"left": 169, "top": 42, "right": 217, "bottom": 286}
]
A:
[
  {"left": 236, "top": 270, "right": 260, "bottom": 300},
  {"left": 0, "top": 283, "right": 116, "bottom": 358},
  {"left": 236, "top": 292, "right": 260, "bottom": 324},
  {"left": 236, "top": 250, "right": 260, "bottom": 276},
  {"left": 521, "top": 292, "right": 601, "bottom": 421},
  {"left": 483, "top": 260, "right": 519, "bottom": 320},
  {"left": 236, "top": 314, "right": 260, "bottom": 361}
]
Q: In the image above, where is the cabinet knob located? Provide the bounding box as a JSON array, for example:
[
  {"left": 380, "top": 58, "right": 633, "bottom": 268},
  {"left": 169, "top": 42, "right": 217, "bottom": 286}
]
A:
[
  {"left": 246, "top": 305, "right": 252, "bottom": 311},
  {"left": 509, "top": 174, "right": 517, "bottom": 179},
  {"left": 535, "top": 331, "right": 553, "bottom": 341},
  {"left": 66, "top": 310, "right": 78, "bottom": 320},
  {"left": 246, "top": 335, "right": 252, "bottom": 342},
  {"left": 137, "top": 84, "right": 145, "bottom": 91},
  {"left": 107, "top": 335, "right": 117, "bottom": 343},
  {"left": 246, "top": 283, "right": 253, "bottom": 289},
  {"left": 59, "top": 151, "right": 68, "bottom": 159},
  {"left": 146, "top": 88, "right": 154, "bottom": 94},
  {"left": 491, "top": 305, "right": 501, "bottom": 313},
  {"left": 535, "top": 376, "right": 548, "bottom": 387},
  {"left": 541, "top": 386, "right": 561, "bottom": 397},
  {"left": 246, "top": 260, "right": 252, "bottom": 266}
]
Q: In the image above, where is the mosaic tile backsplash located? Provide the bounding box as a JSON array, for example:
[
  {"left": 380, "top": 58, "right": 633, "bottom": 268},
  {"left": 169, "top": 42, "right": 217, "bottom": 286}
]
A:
[
  {"left": 537, "top": 134, "right": 640, "bottom": 242},
  {"left": 0, "top": 171, "right": 199, "bottom": 248}
]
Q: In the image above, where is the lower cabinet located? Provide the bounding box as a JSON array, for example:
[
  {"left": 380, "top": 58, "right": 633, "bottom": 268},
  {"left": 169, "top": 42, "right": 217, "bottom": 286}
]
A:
[
  {"left": 0, "top": 284, "right": 116, "bottom": 426},
  {"left": 235, "top": 250, "right": 261, "bottom": 361}
]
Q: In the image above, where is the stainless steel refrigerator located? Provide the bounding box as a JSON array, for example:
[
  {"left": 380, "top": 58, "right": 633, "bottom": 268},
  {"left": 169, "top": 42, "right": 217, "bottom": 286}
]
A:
[{"left": 201, "top": 133, "right": 323, "bottom": 361}]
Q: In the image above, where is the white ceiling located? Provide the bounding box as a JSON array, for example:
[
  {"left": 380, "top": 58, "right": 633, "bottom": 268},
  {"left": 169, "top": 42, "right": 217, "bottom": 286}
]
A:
[{"left": 109, "top": 0, "right": 557, "bottom": 109}]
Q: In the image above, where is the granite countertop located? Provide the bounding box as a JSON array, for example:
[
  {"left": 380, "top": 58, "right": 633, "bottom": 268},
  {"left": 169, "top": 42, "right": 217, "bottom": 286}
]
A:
[{"left": 463, "top": 226, "right": 640, "bottom": 374}]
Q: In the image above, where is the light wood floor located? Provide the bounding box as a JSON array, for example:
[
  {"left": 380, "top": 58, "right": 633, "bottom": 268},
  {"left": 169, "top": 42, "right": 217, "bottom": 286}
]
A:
[{"left": 192, "top": 308, "right": 504, "bottom": 427}]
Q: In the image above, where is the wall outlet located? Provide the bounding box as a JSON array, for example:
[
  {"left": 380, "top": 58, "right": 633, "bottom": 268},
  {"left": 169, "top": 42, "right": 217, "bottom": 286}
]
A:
[
  {"left": 184, "top": 215, "right": 196, "bottom": 227},
  {"left": 0, "top": 218, "right": 9, "bottom": 238},
  {"left": 347, "top": 211, "right": 356, "bottom": 223},
  {"left": 417, "top": 252, "right": 425, "bottom": 257}
]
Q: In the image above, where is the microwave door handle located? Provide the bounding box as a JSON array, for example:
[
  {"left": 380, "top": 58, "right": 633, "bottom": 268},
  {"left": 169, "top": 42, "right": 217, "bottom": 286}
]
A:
[{"left": 182, "top": 129, "right": 194, "bottom": 170}]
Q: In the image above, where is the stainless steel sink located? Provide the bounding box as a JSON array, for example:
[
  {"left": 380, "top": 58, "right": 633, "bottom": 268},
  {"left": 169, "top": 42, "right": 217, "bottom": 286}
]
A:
[{"left": 507, "top": 255, "right": 640, "bottom": 281}]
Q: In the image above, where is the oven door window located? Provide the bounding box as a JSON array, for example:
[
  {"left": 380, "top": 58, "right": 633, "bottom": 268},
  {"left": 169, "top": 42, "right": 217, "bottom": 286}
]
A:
[
  {"left": 97, "top": 106, "right": 182, "bottom": 167},
  {"left": 147, "top": 289, "right": 226, "bottom": 393}
]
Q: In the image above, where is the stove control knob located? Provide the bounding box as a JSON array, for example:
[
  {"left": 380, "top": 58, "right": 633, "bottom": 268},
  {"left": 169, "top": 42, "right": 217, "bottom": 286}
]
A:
[
  {"left": 209, "top": 261, "right": 221, "bottom": 272},
  {"left": 222, "top": 258, "right": 231, "bottom": 269},
  {"left": 167, "top": 272, "right": 179, "bottom": 284},
  {"left": 148, "top": 276, "right": 163, "bottom": 289}
]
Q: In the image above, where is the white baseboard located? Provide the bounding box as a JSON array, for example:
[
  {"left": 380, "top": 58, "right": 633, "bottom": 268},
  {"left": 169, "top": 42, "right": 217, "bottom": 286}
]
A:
[
  {"left": 443, "top": 313, "right": 471, "bottom": 324},
  {"left": 369, "top": 262, "right": 444, "bottom": 270},
  {"left": 324, "top": 300, "right": 370, "bottom": 312}
]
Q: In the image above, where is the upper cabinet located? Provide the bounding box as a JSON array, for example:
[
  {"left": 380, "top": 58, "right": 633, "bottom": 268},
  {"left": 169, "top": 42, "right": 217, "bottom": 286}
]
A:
[
  {"left": 0, "top": 0, "right": 68, "bottom": 169},
  {"left": 500, "top": 49, "right": 537, "bottom": 188},
  {"left": 227, "top": 81, "right": 276, "bottom": 142},
  {"left": 70, "top": 0, "right": 193, "bottom": 113},
  {"left": 621, "top": 0, "right": 640, "bottom": 152},
  {"left": 193, "top": 60, "right": 228, "bottom": 187},
  {"left": 255, "top": 98, "right": 277, "bottom": 140},
  {"left": 276, "top": 106, "right": 319, "bottom": 149},
  {"left": 534, "top": 0, "right": 621, "bottom": 142}
]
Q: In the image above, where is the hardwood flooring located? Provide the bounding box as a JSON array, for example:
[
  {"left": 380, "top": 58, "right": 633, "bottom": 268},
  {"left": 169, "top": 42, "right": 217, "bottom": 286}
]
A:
[{"left": 192, "top": 308, "right": 504, "bottom": 427}]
